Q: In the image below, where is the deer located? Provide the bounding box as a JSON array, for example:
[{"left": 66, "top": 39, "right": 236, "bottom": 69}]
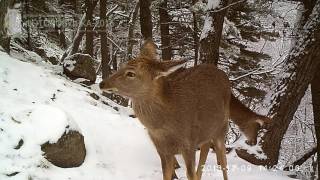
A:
[
  {"left": 229, "top": 94, "right": 272, "bottom": 145},
  {"left": 100, "top": 40, "right": 231, "bottom": 180}
]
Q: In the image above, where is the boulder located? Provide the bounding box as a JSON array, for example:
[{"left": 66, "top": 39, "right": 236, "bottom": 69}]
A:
[
  {"left": 63, "top": 53, "right": 96, "bottom": 83},
  {"left": 34, "top": 46, "right": 59, "bottom": 65},
  {"left": 0, "top": 36, "right": 11, "bottom": 54},
  {"left": 41, "top": 130, "right": 86, "bottom": 168}
]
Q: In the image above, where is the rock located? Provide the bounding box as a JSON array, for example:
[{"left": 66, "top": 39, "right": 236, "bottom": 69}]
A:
[
  {"left": 0, "top": 36, "right": 11, "bottom": 54},
  {"left": 63, "top": 53, "right": 96, "bottom": 83},
  {"left": 74, "top": 78, "right": 93, "bottom": 86},
  {"left": 89, "top": 92, "right": 100, "bottom": 100},
  {"left": 14, "top": 139, "right": 24, "bottom": 150},
  {"left": 102, "top": 92, "right": 129, "bottom": 107},
  {"left": 48, "top": 56, "right": 59, "bottom": 65},
  {"left": 41, "top": 130, "right": 86, "bottom": 168},
  {"left": 6, "top": 172, "right": 19, "bottom": 177},
  {"left": 129, "top": 114, "right": 136, "bottom": 118},
  {"left": 34, "top": 46, "right": 59, "bottom": 65}
]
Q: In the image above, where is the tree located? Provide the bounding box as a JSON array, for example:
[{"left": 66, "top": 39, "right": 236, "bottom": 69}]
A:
[
  {"left": 60, "top": 1, "right": 98, "bottom": 62},
  {"left": 0, "top": 0, "right": 14, "bottom": 53},
  {"left": 192, "top": 0, "right": 199, "bottom": 66},
  {"left": 85, "top": 0, "right": 95, "bottom": 56},
  {"left": 127, "top": 1, "right": 140, "bottom": 61},
  {"left": 236, "top": 0, "right": 320, "bottom": 166},
  {"left": 139, "top": 0, "right": 152, "bottom": 39},
  {"left": 100, "top": 0, "right": 111, "bottom": 79},
  {"left": 311, "top": 66, "right": 320, "bottom": 178},
  {"left": 159, "top": 0, "right": 172, "bottom": 60},
  {"left": 200, "top": 0, "right": 230, "bottom": 64}
]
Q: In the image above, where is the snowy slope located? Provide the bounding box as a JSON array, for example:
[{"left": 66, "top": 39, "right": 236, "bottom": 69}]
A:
[{"left": 0, "top": 51, "right": 294, "bottom": 180}]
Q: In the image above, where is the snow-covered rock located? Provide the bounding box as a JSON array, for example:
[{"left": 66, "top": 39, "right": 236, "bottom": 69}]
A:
[{"left": 41, "top": 130, "right": 86, "bottom": 168}]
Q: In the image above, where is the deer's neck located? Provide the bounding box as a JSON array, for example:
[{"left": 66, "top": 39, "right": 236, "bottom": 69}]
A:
[
  {"left": 132, "top": 97, "right": 168, "bottom": 129},
  {"left": 131, "top": 79, "right": 170, "bottom": 129},
  {"left": 230, "top": 94, "right": 261, "bottom": 125}
]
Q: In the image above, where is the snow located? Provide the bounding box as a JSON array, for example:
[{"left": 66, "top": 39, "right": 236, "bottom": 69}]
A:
[
  {"left": 199, "top": 0, "right": 222, "bottom": 40},
  {"left": 27, "top": 105, "right": 79, "bottom": 143},
  {"left": 230, "top": 136, "right": 267, "bottom": 160},
  {"left": 7, "top": 8, "right": 22, "bottom": 35},
  {"left": 190, "top": 1, "right": 206, "bottom": 13},
  {"left": 200, "top": 15, "right": 214, "bottom": 40},
  {"left": 0, "top": 105, "right": 78, "bottom": 176},
  {"left": 206, "top": 0, "right": 221, "bottom": 10},
  {"left": 63, "top": 59, "right": 76, "bottom": 71},
  {"left": 0, "top": 51, "right": 296, "bottom": 179}
]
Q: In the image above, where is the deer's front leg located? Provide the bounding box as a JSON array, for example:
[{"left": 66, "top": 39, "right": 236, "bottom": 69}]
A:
[
  {"left": 196, "top": 143, "right": 210, "bottom": 179},
  {"left": 159, "top": 153, "right": 175, "bottom": 180},
  {"left": 182, "top": 149, "right": 198, "bottom": 180}
]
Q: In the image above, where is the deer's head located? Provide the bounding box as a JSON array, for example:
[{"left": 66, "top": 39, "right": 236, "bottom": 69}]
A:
[{"left": 99, "top": 40, "right": 186, "bottom": 99}]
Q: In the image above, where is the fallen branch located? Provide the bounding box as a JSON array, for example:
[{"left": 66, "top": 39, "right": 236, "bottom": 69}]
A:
[{"left": 283, "top": 146, "right": 317, "bottom": 171}]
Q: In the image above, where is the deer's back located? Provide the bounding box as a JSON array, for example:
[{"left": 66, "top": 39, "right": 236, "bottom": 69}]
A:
[{"left": 167, "top": 64, "right": 230, "bottom": 130}]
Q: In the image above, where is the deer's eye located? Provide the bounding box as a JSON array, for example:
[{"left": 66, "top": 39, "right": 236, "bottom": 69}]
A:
[{"left": 125, "top": 71, "right": 136, "bottom": 78}]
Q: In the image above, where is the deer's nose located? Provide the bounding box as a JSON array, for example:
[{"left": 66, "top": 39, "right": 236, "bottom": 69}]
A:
[{"left": 99, "top": 81, "right": 105, "bottom": 89}]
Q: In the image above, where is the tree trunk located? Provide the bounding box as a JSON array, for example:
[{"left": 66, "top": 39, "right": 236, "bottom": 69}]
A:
[
  {"left": 159, "top": 0, "right": 171, "bottom": 60},
  {"left": 100, "top": 0, "right": 111, "bottom": 79},
  {"left": 56, "top": 3, "right": 67, "bottom": 49},
  {"left": 192, "top": 0, "right": 199, "bottom": 66},
  {"left": 60, "top": 1, "right": 98, "bottom": 62},
  {"left": 311, "top": 65, "right": 320, "bottom": 179},
  {"left": 139, "top": 0, "right": 152, "bottom": 39},
  {"left": 200, "top": 0, "right": 230, "bottom": 64},
  {"left": 127, "top": 1, "right": 139, "bottom": 61},
  {"left": 61, "top": 14, "right": 86, "bottom": 61},
  {"left": 0, "top": 0, "right": 14, "bottom": 53},
  {"left": 85, "top": 0, "right": 95, "bottom": 57},
  {"left": 21, "top": 0, "right": 31, "bottom": 49},
  {"left": 59, "top": 27, "right": 67, "bottom": 49},
  {"left": 236, "top": 0, "right": 320, "bottom": 166},
  {"left": 112, "top": 48, "right": 118, "bottom": 71}
]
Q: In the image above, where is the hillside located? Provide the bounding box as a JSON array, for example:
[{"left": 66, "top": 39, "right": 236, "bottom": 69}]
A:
[{"left": 0, "top": 51, "right": 294, "bottom": 180}]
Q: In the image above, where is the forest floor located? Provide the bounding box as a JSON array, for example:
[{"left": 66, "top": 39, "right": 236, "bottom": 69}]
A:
[{"left": 0, "top": 51, "right": 295, "bottom": 180}]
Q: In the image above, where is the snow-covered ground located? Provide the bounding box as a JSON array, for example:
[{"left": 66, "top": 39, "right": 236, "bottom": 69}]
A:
[{"left": 0, "top": 51, "right": 294, "bottom": 180}]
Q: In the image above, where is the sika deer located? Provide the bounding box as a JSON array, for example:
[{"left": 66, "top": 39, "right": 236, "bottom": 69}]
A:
[{"left": 100, "top": 40, "right": 231, "bottom": 180}]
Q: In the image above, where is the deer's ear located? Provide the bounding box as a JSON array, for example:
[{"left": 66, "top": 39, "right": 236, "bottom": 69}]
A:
[
  {"left": 139, "top": 39, "right": 157, "bottom": 60},
  {"left": 156, "top": 60, "right": 187, "bottom": 78}
]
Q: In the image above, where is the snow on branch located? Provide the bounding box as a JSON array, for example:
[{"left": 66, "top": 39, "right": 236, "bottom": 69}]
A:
[
  {"left": 106, "top": 5, "right": 119, "bottom": 17},
  {"left": 208, "top": 0, "right": 247, "bottom": 13},
  {"left": 206, "top": 0, "right": 221, "bottom": 10},
  {"left": 200, "top": 15, "right": 214, "bottom": 40}
]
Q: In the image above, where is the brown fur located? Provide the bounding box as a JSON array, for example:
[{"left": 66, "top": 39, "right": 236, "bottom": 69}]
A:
[{"left": 100, "top": 40, "right": 230, "bottom": 180}]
